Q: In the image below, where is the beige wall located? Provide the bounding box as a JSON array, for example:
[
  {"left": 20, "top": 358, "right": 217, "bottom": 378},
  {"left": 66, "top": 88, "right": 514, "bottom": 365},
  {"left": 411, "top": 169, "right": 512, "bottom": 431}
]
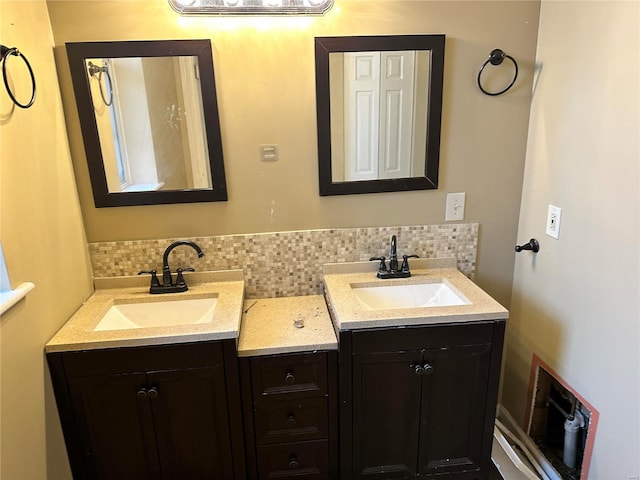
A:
[
  {"left": 0, "top": 2, "right": 94, "bottom": 479},
  {"left": 504, "top": 1, "right": 639, "bottom": 476},
  {"left": 7, "top": 2, "right": 636, "bottom": 478},
  {"left": 49, "top": 0, "right": 541, "bottom": 307}
]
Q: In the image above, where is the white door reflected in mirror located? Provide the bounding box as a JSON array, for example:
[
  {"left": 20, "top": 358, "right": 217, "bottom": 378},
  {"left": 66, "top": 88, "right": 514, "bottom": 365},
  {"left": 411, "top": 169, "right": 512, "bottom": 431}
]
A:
[{"left": 330, "top": 50, "right": 430, "bottom": 183}]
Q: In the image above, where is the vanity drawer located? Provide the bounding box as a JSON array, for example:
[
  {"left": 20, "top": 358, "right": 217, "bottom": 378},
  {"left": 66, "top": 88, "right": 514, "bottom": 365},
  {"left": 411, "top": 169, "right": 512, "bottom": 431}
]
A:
[
  {"left": 254, "top": 397, "right": 328, "bottom": 445},
  {"left": 257, "top": 440, "right": 329, "bottom": 480},
  {"left": 251, "top": 352, "right": 327, "bottom": 400},
  {"left": 61, "top": 341, "right": 224, "bottom": 377}
]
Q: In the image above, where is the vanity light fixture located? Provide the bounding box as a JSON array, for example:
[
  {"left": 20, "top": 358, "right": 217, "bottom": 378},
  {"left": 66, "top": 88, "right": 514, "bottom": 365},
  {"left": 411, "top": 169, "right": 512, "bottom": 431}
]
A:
[{"left": 168, "top": 0, "right": 333, "bottom": 15}]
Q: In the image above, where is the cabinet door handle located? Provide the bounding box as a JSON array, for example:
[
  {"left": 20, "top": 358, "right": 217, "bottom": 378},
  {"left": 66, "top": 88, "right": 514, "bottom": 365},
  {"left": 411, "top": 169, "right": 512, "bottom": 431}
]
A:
[
  {"left": 285, "top": 371, "right": 295, "bottom": 384},
  {"left": 287, "top": 414, "right": 296, "bottom": 426},
  {"left": 288, "top": 456, "right": 298, "bottom": 469},
  {"left": 423, "top": 363, "right": 434, "bottom": 375},
  {"left": 414, "top": 365, "right": 425, "bottom": 375},
  {"left": 136, "top": 388, "right": 148, "bottom": 400},
  {"left": 147, "top": 387, "right": 159, "bottom": 399}
]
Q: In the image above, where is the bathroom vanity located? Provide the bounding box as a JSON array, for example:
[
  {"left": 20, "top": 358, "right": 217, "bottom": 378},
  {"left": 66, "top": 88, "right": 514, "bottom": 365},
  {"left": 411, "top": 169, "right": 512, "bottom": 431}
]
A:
[
  {"left": 45, "top": 271, "right": 247, "bottom": 480},
  {"left": 46, "top": 259, "right": 507, "bottom": 480},
  {"left": 323, "top": 259, "right": 508, "bottom": 479},
  {"left": 237, "top": 296, "right": 339, "bottom": 480}
]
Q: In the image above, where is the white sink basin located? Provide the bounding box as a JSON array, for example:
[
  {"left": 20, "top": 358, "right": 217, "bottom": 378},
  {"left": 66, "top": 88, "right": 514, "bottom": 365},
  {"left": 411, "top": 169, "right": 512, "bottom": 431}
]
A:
[
  {"left": 93, "top": 297, "right": 218, "bottom": 331},
  {"left": 351, "top": 281, "right": 470, "bottom": 310}
]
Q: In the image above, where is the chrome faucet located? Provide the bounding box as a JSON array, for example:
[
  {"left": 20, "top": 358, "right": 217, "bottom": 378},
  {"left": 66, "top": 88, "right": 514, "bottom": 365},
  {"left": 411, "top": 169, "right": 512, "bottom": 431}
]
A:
[
  {"left": 139, "top": 240, "right": 204, "bottom": 294},
  {"left": 370, "top": 235, "right": 419, "bottom": 279}
]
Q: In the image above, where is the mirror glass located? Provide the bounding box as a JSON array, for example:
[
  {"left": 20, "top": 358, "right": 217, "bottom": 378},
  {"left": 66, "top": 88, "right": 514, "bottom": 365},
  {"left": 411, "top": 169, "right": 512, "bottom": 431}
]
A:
[
  {"left": 66, "top": 40, "right": 227, "bottom": 207},
  {"left": 315, "top": 35, "right": 445, "bottom": 196}
]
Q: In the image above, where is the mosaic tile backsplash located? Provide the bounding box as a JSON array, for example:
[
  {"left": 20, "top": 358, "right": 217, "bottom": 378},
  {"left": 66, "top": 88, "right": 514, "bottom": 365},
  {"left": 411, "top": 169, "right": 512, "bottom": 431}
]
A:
[{"left": 89, "top": 224, "right": 478, "bottom": 299}]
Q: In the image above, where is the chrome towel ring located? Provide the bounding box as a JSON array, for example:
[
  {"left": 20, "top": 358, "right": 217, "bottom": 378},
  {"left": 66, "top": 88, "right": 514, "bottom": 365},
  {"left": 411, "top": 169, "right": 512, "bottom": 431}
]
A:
[
  {"left": 1, "top": 45, "right": 36, "bottom": 109},
  {"left": 477, "top": 48, "right": 518, "bottom": 96},
  {"left": 87, "top": 61, "right": 113, "bottom": 107}
]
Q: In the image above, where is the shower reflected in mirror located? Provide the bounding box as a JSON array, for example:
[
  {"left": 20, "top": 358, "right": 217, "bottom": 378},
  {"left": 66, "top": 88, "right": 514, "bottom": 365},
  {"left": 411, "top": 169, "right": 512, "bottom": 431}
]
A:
[{"left": 66, "top": 40, "right": 227, "bottom": 207}]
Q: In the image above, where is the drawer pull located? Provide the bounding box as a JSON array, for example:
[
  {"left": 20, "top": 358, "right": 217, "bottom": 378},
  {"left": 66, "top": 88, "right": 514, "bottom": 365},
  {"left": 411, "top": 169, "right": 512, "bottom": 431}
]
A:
[
  {"left": 287, "top": 414, "right": 297, "bottom": 426},
  {"left": 136, "top": 388, "right": 148, "bottom": 400},
  {"left": 288, "top": 456, "right": 298, "bottom": 469},
  {"left": 284, "top": 371, "right": 295, "bottom": 384}
]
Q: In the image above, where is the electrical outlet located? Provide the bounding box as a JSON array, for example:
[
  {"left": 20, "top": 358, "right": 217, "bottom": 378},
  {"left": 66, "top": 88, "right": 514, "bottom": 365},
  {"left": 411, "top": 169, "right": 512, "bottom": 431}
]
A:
[
  {"left": 445, "top": 193, "right": 466, "bottom": 221},
  {"left": 546, "top": 204, "right": 562, "bottom": 239}
]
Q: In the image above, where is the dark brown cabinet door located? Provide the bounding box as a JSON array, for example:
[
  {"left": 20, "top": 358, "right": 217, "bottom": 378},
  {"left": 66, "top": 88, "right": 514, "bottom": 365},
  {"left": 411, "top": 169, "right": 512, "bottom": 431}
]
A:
[
  {"left": 149, "top": 366, "right": 235, "bottom": 479},
  {"left": 342, "top": 322, "right": 504, "bottom": 480},
  {"left": 351, "top": 351, "right": 423, "bottom": 479},
  {"left": 69, "top": 365, "right": 233, "bottom": 480},
  {"left": 67, "top": 372, "right": 161, "bottom": 480},
  {"left": 68, "top": 366, "right": 234, "bottom": 480},
  {"left": 50, "top": 341, "right": 245, "bottom": 480},
  {"left": 418, "top": 344, "right": 492, "bottom": 477}
]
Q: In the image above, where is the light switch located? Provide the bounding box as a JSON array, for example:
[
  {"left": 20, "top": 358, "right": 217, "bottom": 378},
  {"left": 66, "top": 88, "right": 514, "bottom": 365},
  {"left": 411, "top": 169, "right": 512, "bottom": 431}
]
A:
[
  {"left": 445, "top": 192, "right": 466, "bottom": 221},
  {"left": 259, "top": 144, "right": 279, "bottom": 161}
]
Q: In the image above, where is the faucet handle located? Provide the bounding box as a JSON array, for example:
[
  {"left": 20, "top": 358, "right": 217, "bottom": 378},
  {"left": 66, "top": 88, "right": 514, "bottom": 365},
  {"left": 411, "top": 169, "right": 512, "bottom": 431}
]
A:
[
  {"left": 369, "top": 256, "right": 388, "bottom": 273},
  {"left": 401, "top": 255, "right": 419, "bottom": 273},
  {"left": 138, "top": 270, "right": 161, "bottom": 287},
  {"left": 175, "top": 267, "right": 195, "bottom": 287}
]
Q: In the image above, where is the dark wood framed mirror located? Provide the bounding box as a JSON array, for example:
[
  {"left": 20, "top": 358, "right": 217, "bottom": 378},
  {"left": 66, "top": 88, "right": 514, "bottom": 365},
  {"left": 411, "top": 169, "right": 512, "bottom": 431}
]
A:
[
  {"left": 315, "top": 35, "right": 445, "bottom": 196},
  {"left": 66, "top": 39, "right": 227, "bottom": 207}
]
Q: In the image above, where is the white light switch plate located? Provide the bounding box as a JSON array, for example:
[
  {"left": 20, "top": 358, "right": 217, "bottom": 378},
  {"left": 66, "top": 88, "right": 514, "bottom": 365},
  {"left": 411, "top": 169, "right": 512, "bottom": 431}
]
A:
[
  {"left": 445, "top": 192, "right": 466, "bottom": 221},
  {"left": 546, "top": 204, "right": 562, "bottom": 239},
  {"left": 259, "top": 144, "right": 279, "bottom": 161}
]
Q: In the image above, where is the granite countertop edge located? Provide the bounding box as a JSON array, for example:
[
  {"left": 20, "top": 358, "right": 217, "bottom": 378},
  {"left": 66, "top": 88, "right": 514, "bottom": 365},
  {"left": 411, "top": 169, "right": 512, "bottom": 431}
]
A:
[
  {"left": 323, "top": 261, "right": 509, "bottom": 332},
  {"left": 45, "top": 270, "right": 245, "bottom": 353}
]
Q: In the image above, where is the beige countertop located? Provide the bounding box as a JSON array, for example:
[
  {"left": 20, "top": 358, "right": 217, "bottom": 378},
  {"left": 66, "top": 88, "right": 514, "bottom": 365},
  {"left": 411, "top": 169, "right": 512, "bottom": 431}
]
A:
[
  {"left": 323, "top": 258, "right": 508, "bottom": 331},
  {"left": 237, "top": 296, "right": 338, "bottom": 357},
  {"left": 46, "top": 259, "right": 506, "bottom": 354},
  {"left": 45, "top": 270, "right": 245, "bottom": 352}
]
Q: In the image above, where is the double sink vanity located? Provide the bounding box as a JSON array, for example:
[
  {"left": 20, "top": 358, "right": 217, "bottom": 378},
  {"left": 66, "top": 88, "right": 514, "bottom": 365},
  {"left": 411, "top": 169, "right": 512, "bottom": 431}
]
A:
[{"left": 46, "top": 248, "right": 507, "bottom": 480}]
